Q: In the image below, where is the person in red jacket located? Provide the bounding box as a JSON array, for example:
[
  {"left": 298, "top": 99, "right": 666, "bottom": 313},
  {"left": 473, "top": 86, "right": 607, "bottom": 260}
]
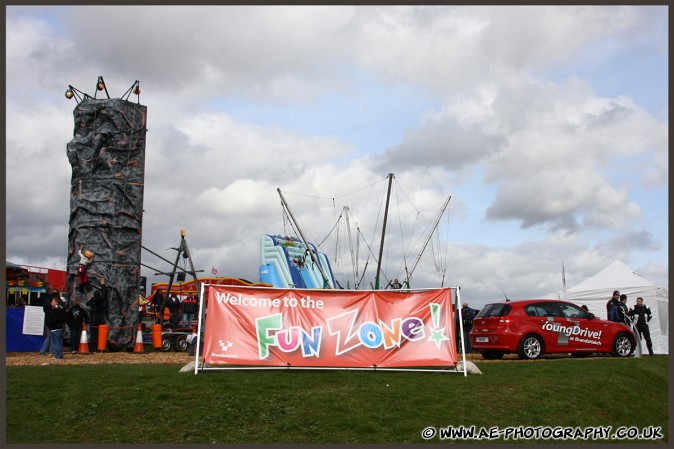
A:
[{"left": 182, "top": 294, "right": 198, "bottom": 328}]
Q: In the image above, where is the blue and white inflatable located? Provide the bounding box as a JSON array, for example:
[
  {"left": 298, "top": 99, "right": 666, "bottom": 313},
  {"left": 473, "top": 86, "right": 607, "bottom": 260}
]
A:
[{"left": 259, "top": 234, "right": 336, "bottom": 289}]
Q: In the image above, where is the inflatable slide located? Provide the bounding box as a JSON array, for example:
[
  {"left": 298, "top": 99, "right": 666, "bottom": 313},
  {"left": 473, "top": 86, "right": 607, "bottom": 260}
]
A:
[{"left": 259, "top": 234, "right": 336, "bottom": 289}]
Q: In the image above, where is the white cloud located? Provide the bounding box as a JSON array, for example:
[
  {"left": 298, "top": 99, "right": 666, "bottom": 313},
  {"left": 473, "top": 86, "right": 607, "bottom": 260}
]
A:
[{"left": 5, "top": 5, "right": 667, "bottom": 306}]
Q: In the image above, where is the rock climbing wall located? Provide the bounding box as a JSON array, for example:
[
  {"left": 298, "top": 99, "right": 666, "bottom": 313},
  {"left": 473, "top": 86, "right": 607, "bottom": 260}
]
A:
[{"left": 66, "top": 98, "right": 147, "bottom": 349}]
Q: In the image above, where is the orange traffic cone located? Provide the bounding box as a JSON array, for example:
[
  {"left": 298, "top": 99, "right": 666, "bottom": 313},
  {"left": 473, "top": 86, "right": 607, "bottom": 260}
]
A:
[
  {"left": 78, "top": 324, "right": 90, "bottom": 354},
  {"left": 133, "top": 323, "right": 145, "bottom": 353}
]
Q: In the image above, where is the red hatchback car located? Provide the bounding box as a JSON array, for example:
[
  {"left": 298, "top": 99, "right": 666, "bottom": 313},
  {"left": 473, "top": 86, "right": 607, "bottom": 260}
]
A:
[{"left": 469, "top": 299, "right": 636, "bottom": 360}]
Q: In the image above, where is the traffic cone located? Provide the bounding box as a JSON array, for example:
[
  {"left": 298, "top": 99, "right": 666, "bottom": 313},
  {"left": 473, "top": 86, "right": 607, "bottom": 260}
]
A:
[
  {"left": 133, "top": 323, "right": 145, "bottom": 353},
  {"left": 78, "top": 324, "right": 90, "bottom": 354}
]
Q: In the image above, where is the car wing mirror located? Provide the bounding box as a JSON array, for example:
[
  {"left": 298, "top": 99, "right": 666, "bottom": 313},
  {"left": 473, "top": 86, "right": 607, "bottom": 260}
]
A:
[{"left": 588, "top": 313, "right": 595, "bottom": 320}]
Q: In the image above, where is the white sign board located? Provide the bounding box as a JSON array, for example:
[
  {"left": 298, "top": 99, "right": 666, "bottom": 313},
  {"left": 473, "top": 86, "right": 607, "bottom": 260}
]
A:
[{"left": 22, "top": 305, "right": 45, "bottom": 336}]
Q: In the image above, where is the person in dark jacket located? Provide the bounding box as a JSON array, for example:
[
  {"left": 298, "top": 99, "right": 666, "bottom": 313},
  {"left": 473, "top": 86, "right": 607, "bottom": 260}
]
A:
[
  {"left": 38, "top": 289, "right": 57, "bottom": 356},
  {"left": 86, "top": 286, "right": 109, "bottom": 352},
  {"left": 618, "top": 294, "right": 629, "bottom": 324},
  {"left": 460, "top": 303, "right": 480, "bottom": 354},
  {"left": 606, "top": 290, "right": 621, "bottom": 322},
  {"left": 151, "top": 289, "right": 165, "bottom": 322},
  {"left": 628, "top": 297, "right": 654, "bottom": 356},
  {"left": 44, "top": 298, "right": 67, "bottom": 359},
  {"left": 168, "top": 294, "right": 180, "bottom": 314},
  {"left": 167, "top": 294, "right": 181, "bottom": 328},
  {"left": 66, "top": 299, "right": 89, "bottom": 353}
]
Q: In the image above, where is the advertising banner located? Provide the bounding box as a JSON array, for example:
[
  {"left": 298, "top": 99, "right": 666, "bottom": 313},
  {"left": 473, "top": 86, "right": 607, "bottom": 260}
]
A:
[{"left": 202, "top": 286, "right": 457, "bottom": 368}]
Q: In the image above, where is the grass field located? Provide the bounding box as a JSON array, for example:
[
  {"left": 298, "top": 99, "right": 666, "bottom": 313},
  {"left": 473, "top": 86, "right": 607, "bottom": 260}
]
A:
[{"left": 5, "top": 356, "right": 668, "bottom": 444}]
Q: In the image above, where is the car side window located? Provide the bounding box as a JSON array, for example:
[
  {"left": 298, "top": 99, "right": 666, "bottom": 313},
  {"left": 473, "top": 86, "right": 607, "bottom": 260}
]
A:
[
  {"left": 524, "top": 305, "right": 545, "bottom": 317},
  {"left": 531, "top": 302, "right": 559, "bottom": 318},
  {"left": 558, "top": 303, "right": 589, "bottom": 319}
]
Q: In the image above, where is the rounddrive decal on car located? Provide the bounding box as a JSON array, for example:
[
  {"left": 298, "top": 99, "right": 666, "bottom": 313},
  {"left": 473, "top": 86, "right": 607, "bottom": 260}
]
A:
[{"left": 541, "top": 320, "right": 603, "bottom": 346}]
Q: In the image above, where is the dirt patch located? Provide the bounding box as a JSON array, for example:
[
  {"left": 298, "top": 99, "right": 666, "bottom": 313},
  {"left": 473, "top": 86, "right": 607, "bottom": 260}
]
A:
[
  {"left": 5, "top": 351, "right": 607, "bottom": 367},
  {"left": 5, "top": 351, "right": 193, "bottom": 366}
]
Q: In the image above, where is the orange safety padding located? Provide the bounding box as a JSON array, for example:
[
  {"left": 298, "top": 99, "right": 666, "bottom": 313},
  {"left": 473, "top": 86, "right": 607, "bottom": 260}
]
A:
[
  {"left": 151, "top": 324, "right": 163, "bottom": 349},
  {"left": 97, "top": 324, "right": 109, "bottom": 351}
]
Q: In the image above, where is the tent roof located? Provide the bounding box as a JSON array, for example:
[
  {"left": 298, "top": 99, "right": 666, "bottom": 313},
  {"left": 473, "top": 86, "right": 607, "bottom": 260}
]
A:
[
  {"left": 5, "top": 261, "right": 27, "bottom": 271},
  {"left": 568, "top": 260, "right": 658, "bottom": 292}
]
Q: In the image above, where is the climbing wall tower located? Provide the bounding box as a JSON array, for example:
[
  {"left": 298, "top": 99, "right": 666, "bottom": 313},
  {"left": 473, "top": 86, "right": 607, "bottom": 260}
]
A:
[{"left": 66, "top": 85, "right": 147, "bottom": 350}]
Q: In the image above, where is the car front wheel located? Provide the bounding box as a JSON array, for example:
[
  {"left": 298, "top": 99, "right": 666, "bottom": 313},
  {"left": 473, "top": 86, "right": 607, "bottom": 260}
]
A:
[
  {"left": 612, "top": 333, "right": 634, "bottom": 357},
  {"left": 517, "top": 335, "right": 543, "bottom": 360}
]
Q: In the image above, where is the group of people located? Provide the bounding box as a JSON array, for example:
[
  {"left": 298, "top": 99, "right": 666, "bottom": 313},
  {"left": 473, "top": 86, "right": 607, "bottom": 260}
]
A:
[
  {"left": 150, "top": 289, "right": 200, "bottom": 329},
  {"left": 37, "top": 285, "right": 109, "bottom": 359},
  {"left": 606, "top": 290, "right": 654, "bottom": 356}
]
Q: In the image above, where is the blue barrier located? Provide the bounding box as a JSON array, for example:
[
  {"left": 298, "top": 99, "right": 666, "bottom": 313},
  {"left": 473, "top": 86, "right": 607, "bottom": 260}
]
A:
[{"left": 6, "top": 308, "right": 45, "bottom": 352}]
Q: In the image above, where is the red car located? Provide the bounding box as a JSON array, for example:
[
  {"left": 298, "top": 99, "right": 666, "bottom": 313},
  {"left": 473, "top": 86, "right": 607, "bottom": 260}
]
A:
[{"left": 469, "top": 299, "right": 636, "bottom": 360}]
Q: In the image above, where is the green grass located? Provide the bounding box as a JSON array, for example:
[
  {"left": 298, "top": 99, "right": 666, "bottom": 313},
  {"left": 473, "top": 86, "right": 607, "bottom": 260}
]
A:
[{"left": 5, "top": 356, "right": 668, "bottom": 444}]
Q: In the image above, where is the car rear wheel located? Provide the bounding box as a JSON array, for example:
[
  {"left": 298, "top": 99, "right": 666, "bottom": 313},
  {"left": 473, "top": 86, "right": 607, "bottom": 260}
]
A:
[
  {"left": 481, "top": 351, "right": 504, "bottom": 360},
  {"left": 611, "top": 333, "right": 634, "bottom": 357},
  {"left": 517, "top": 335, "right": 543, "bottom": 360}
]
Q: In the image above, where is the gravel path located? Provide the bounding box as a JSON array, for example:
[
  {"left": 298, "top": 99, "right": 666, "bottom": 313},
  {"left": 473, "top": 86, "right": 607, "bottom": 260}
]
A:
[{"left": 5, "top": 351, "right": 194, "bottom": 366}]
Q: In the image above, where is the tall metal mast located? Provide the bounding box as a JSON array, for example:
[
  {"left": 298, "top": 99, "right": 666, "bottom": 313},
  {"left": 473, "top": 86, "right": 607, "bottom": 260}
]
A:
[
  {"left": 407, "top": 195, "right": 451, "bottom": 283},
  {"left": 277, "top": 188, "right": 331, "bottom": 288},
  {"left": 344, "top": 206, "right": 358, "bottom": 290},
  {"left": 375, "top": 173, "right": 394, "bottom": 290}
]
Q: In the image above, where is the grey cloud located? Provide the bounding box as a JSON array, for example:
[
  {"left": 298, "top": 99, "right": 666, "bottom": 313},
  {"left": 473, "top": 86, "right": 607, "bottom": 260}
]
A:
[
  {"left": 485, "top": 176, "right": 581, "bottom": 232},
  {"left": 595, "top": 230, "right": 661, "bottom": 254},
  {"left": 63, "top": 6, "right": 357, "bottom": 98},
  {"left": 377, "top": 120, "right": 505, "bottom": 172}
]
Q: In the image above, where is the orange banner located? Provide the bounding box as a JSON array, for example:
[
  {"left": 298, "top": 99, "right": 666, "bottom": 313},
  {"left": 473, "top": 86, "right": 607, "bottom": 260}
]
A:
[{"left": 202, "top": 286, "right": 458, "bottom": 368}]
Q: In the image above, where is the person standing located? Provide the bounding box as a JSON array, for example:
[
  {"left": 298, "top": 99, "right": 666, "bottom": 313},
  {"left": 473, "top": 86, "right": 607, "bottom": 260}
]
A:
[
  {"left": 606, "top": 290, "right": 621, "bottom": 322},
  {"left": 44, "top": 298, "right": 67, "bottom": 359},
  {"left": 38, "top": 288, "right": 56, "bottom": 355},
  {"left": 138, "top": 294, "right": 148, "bottom": 324},
  {"left": 151, "top": 289, "right": 165, "bottom": 323},
  {"left": 167, "top": 294, "right": 180, "bottom": 327},
  {"left": 628, "top": 297, "right": 654, "bottom": 356},
  {"left": 460, "top": 303, "right": 480, "bottom": 354},
  {"left": 86, "top": 286, "right": 109, "bottom": 352},
  {"left": 182, "top": 294, "right": 197, "bottom": 328},
  {"left": 618, "top": 294, "right": 630, "bottom": 324},
  {"left": 66, "top": 299, "right": 89, "bottom": 354}
]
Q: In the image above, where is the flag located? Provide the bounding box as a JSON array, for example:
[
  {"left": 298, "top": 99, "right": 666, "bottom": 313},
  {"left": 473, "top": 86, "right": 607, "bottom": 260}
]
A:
[{"left": 211, "top": 266, "right": 218, "bottom": 276}]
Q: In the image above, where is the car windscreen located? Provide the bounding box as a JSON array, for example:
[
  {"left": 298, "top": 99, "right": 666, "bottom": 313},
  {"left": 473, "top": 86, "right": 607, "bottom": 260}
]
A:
[{"left": 476, "top": 303, "right": 512, "bottom": 318}]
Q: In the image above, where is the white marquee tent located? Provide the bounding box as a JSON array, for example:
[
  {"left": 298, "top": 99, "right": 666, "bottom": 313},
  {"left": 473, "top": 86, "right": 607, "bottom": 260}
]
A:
[{"left": 568, "top": 260, "right": 668, "bottom": 354}]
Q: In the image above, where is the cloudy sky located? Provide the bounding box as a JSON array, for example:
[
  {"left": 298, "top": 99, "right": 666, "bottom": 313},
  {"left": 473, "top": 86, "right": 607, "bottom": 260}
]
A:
[{"left": 5, "top": 5, "right": 668, "bottom": 307}]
